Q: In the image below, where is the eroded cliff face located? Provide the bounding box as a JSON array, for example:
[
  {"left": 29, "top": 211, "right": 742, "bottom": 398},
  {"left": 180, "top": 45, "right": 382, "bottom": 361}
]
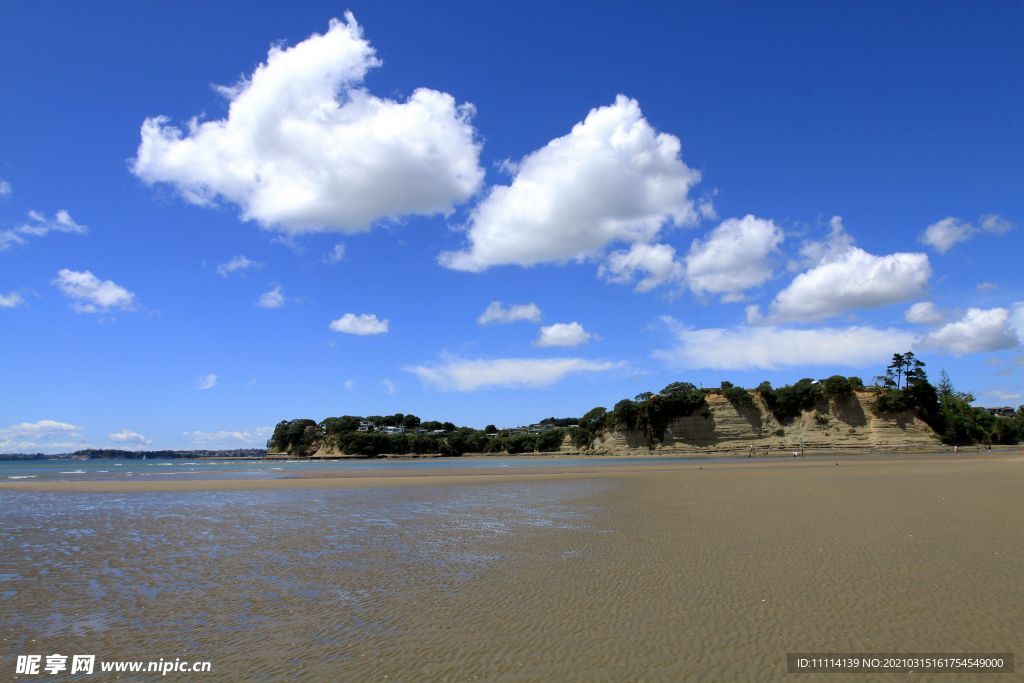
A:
[{"left": 583, "top": 390, "right": 939, "bottom": 454}]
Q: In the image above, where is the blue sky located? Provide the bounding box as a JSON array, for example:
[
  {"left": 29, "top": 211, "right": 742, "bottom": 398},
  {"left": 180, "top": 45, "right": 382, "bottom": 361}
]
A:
[{"left": 1, "top": 1, "right": 1022, "bottom": 452}]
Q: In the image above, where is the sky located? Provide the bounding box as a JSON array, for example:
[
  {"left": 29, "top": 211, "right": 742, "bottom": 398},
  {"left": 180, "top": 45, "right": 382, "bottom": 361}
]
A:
[{"left": 1, "top": 1, "right": 1022, "bottom": 452}]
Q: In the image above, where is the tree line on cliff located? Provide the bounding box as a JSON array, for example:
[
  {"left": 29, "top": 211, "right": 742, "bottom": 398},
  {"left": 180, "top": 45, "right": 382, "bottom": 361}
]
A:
[{"left": 268, "top": 353, "right": 1024, "bottom": 456}]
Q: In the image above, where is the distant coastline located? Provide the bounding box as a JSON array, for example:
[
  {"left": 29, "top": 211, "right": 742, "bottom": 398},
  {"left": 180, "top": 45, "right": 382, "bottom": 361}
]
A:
[{"left": 0, "top": 448, "right": 267, "bottom": 461}]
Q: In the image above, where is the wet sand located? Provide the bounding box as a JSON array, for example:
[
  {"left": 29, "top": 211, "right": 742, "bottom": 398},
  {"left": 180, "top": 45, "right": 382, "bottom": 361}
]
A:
[{"left": 2, "top": 453, "right": 1022, "bottom": 681}]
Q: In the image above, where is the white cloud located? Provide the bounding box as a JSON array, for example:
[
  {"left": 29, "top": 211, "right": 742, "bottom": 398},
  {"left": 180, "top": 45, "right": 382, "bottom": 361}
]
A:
[
  {"left": 405, "top": 356, "right": 621, "bottom": 391},
  {"left": 108, "top": 430, "right": 152, "bottom": 446},
  {"left": 183, "top": 427, "right": 273, "bottom": 447},
  {"left": 921, "top": 307, "right": 1020, "bottom": 355},
  {"left": 344, "top": 379, "right": 356, "bottom": 392},
  {"left": 477, "top": 301, "right": 542, "bottom": 325},
  {"left": 257, "top": 285, "right": 285, "bottom": 309},
  {"left": 920, "top": 214, "right": 1014, "bottom": 253},
  {"left": 905, "top": 301, "right": 944, "bottom": 325},
  {"left": 599, "top": 242, "right": 684, "bottom": 292},
  {"left": 133, "top": 13, "right": 482, "bottom": 233},
  {"left": 216, "top": 255, "right": 261, "bottom": 277},
  {"left": 0, "top": 291, "right": 24, "bottom": 308},
  {"left": 53, "top": 269, "right": 137, "bottom": 313},
  {"left": 0, "top": 419, "right": 88, "bottom": 454},
  {"left": 329, "top": 312, "right": 389, "bottom": 335},
  {"left": 684, "top": 215, "right": 783, "bottom": 300},
  {"left": 324, "top": 243, "right": 346, "bottom": 263},
  {"left": 655, "top": 317, "right": 916, "bottom": 370},
  {"left": 440, "top": 95, "right": 701, "bottom": 272},
  {"left": 0, "top": 178, "right": 11, "bottom": 197},
  {"left": 979, "top": 214, "right": 1014, "bottom": 235},
  {"left": 17, "top": 209, "right": 87, "bottom": 237},
  {"left": 0, "top": 209, "right": 86, "bottom": 252},
  {"left": 751, "top": 217, "right": 930, "bottom": 323},
  {"left": 0, "top": 231, "right": 25, "bottom": 251},
  {"left": 196, "top": 373, "right": 218, "bottom": 390},
  {"left": 977, "top": 281, "right": 998, "bottom": 293},
  {"left": 535, "top": 322, "right": 592, "bottom": 348},
  {"left": 921, "top": 217, "right": 974, "bottom": 253},
  {"left": 382, "top": 378, "right": 396, "bottom": 394}
]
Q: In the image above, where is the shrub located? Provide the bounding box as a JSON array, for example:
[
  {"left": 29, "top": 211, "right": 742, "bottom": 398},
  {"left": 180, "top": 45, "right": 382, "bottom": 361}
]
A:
[
  {"left": 720, "top": 381, "right": 754, "bottom": 410},
  {"left": 771, "top": 378, "right": 821, "bottom": 423}
]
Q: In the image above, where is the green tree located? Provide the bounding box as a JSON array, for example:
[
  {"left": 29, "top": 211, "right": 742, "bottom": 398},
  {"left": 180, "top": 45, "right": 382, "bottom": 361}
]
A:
[{"left": 821, "top": 375, "right": 853, "bottom": 402}]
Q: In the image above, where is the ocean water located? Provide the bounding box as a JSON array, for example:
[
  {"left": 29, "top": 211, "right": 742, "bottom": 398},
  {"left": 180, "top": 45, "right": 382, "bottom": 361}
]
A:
[{"left": 0, "top": 454, "right": 727, "bottom": 482}]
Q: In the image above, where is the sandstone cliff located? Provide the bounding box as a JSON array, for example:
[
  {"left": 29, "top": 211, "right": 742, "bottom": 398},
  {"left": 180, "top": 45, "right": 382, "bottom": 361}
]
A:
[{"left": 577, "top": 390, "right": 939, "bottom": 455}]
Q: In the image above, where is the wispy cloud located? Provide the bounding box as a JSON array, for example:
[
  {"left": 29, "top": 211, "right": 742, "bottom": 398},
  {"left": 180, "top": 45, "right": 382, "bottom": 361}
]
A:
[
  {"left": 656, "top": 317, "right": 916, "bottom": 370},
  {"left": 257, "top": 285, "right": 286, "bottom": 309},
  {"left": 195, "top": 373, "right": 218, "bottom": 390},
  {"left": 0, "top": 419, "right": 89, "bottom": 454},
  {"left": 53, "top": 269, "right": 137, "bottom": 314},
  {"left": 182, "top": 427, "right": 273, "bottom": 447},
  {"left": 1, "top": 209, "right": 86, "bottom": 252},
  {"left": 0, "top": 291, "right": 25, "bottom": 308},
  {"left": 477, "top": 301, "right": 541, "bottom": 325},
  {"left": 405, "top": 356, "right": 621, "bottom": 392},
  {"left": 108, "top": 429, "right": 152, "bottom": 446},
  {"left": 216, "top": 255, "right": 261, "bottom": 277}
]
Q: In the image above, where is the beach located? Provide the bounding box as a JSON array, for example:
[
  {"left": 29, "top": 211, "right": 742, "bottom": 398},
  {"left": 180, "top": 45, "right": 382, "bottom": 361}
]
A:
[{"left": 2, "top": 453, "right": 1022, "bottom": 681}]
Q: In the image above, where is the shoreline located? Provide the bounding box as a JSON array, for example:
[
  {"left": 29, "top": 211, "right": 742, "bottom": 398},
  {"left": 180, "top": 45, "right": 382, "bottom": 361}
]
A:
[{"left": 3, "top": 450, "right": 1021, "bottom": 493}]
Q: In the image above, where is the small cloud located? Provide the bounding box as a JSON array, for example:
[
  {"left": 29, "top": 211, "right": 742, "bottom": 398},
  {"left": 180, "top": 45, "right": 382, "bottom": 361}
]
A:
[
  {"left": 195, "top": 373, "right": 218, "bottom": 390},
  {"left": 976, "top": 281, "right": 998, "bottom": 293},
  {"left": 53, "top": 269, "right": 137, "bottom": 314},
  {"left": 980, "top": 214, "right": 1014, "bottom": 235},
  {"left": 257, "top": 285, "right": 286, "bottom": 309},
  {"left": 921, "top": 213, "right": 1014, "bottom": 253},
  {"left": 382, "top": 378, "right": 396, "bottom": 394},
  {"left": 477, "top": 301, "right": 541, "bottom": 325},
  {"left": 535, "top": 322, "right": 592, "bottom": 348},
  {"left": 0, "top": 291, "right": 24, "bottom": 309},
  {"left": 0, "top": 179, "right": 11, "bottom": 198},
  {"left": 324, "top": 243, "right": 346, "bottom": 263},
  {"left": 600, "top": 242, "right": 685, "bottom": 293},
  {"left": 216, "top": 255, "right": 261, "bottom": 277},
  {"left": 343, "top": 379, "right": 356, "bottom": 392},
  {"left": 108, "top": 429, "right": 151, "bottom": 446},
  {"left": 329, "top": 313, "right": 389, "bottom": 335},
  {"left": 904, "top": 301, "right": 944, "bottom": 325}
]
